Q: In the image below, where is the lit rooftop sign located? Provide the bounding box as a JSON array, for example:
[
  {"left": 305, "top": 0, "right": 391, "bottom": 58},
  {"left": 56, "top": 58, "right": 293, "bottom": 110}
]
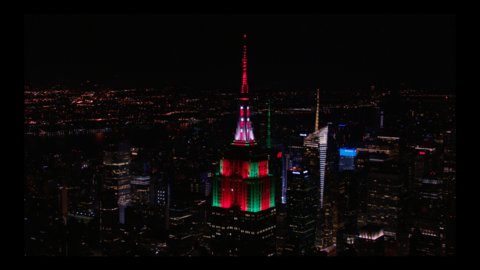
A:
[{"left": 339, "top": 147, "right": 357, "bottom": 157}]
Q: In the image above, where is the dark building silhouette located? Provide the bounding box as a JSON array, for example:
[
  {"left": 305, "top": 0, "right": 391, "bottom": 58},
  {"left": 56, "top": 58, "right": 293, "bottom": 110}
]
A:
[
  {"left": 167, "top": 173, "right": 193, "bottom": 256},
  {"left": 286, "top": 168, "right": 316, "bottom": 254},
  {"left": 99, "top": 188, "right": 121, "bottom": 256}
]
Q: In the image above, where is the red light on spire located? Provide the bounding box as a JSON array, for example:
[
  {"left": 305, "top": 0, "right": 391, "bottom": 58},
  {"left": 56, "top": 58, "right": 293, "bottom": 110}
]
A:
[{"left": 241, "top": 42, "right": 248, "bottom": 94}]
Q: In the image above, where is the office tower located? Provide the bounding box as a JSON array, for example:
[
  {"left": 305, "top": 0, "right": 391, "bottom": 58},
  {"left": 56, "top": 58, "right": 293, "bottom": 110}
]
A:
[
  {"left": 130, "top": 175, "right": 151, "bottom": 222},
  {"left": 407, "top": 145, "right": 437, "bottom": 243},
  {"left": 335, "top": 169, "right": 361, "bottom": 254},
  {"left": 103, "top": 139, "right": 131, "bottom": 224},
  {"left": 412, "top": 174, "right": 444, "bottom": 235},
  {"left": 441, "top": 131, "right": 455, "bottom": 256},
  {"left": 286, "top": 168, "right": 316, "bottom": 254},
  {"left": 131, "top": 176, "right": 151, "bottom": 208},
  {"left": 355, "top": 137, "right": 397, "bottom": 229},
  {"left": 201, "top": 170, "right": 214, "bottom": 250},
  {"left": 167, "top": 173, "right": 193, "bottom": 256},
  {"left": 302, "top": 125, "right": 328, "bottom": 248},
  {"left": 152, "top": 177, "right": 169, "bottom": 233},
  {"left": 339, "top": 147, "right": 356, "bottom": 172},
  {"left": 342, "top": 170, "right": 359, "bottom": 232},
  {"left": 210, "top": 37, "right": 276, "bottom": 256},
  {"left": 283, "top": 133, "right": 305, "bottom": 223},
  {"left": 324, "top": 171, "right": 347, "bottom": 247},
  {"left": 154, "top": 173, "right": 169, "bottom": 207},
  {"left": 377, "top": 135, "right": 401, "bottom": 163},
  {"left": 412, "top": 145, "right": 436, "bottom": 198},
  {"left": 409, "top": 228, "right": 440, "bottom": 256},
  {"left": 184, "top": 170, "right": 208, "bottom": 248},
  {"left": 410, "top": 173, "right": 444, "bottom": 256},
  {"left": 99, "top": 188, "right": 121, "bottom": 256},
  {"left": 366, "top": 171, "right": 404, "bottom": 239}
]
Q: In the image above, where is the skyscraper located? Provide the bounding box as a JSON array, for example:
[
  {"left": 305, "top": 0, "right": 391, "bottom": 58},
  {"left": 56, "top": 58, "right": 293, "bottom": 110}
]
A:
[
  {"left": 99, "top": 188, "right": 121, "bottom": 255},
  {"left": 286, "top": 168, "right": 316, "bottom": 254},
  {"left": 103, "top": 139, "right": 131, "bottom": 224},
  {"left": 209, "top": 36, "right": 276, "bottom": 256},
  {"left": 339, "top": 147, "right": 356, "bottom": 172},
  {"left": 167, "top": 173, "right": 193, "bottom": 256},
  {"left": 302, "top": 125, "right": 328, "bottom": 248},
  {"left": 410, "top": 173, "right": 444, "bottom": 256},
  {"left": 366, "top": 171, "right": 404, "bottom": 239}
]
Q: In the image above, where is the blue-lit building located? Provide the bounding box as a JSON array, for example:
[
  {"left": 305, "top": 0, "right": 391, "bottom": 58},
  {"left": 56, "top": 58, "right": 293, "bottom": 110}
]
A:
[{"left": 339, "top": 147, "right": 356, "bottom": 172}]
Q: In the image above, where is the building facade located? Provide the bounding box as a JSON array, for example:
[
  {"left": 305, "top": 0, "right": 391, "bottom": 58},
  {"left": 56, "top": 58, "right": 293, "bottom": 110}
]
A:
[
  {"left": 302, "top": 126, "right": 329, "bottom": 248},
  {"left": 286, "top": 168, "right": 316, "bottom": 254},
  {"left": 103, "top": 139, "right": 131, "bottom": 224},
  {"left": 209, "top": 38, "right": 276, "bottom": 256},
  {"left": 339, "top": 147, "right": 356, "bottom": 172}
]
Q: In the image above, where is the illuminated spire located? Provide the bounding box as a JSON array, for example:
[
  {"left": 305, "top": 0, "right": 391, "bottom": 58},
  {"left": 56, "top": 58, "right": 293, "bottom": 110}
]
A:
[
  {"left": 241, "top": 35, "right": 248, "bottom": 94},
  {"left": 233, "top": 34, "right": 255, "bottom": 145}
]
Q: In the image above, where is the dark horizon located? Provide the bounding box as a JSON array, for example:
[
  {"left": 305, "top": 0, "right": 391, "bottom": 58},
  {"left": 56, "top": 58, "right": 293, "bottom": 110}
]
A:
[{"left": 24, "top": 14, "right": 455, "bottom": 93}]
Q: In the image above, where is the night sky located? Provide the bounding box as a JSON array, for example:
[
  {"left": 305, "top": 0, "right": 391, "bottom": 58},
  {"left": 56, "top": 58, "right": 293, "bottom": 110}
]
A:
[{"left": 24, "top": 14, "right": 455, "bottom": 93}]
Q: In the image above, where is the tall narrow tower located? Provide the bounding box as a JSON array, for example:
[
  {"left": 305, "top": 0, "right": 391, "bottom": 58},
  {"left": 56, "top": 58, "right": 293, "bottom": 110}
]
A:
[
  {"left": 210, "top": 35, "right": 276, "bottom": 256},
  {"left": 302, "top": 93, "right": 329, "bottom": 248},
  {"left": 103, "top": 139, "right": 131, "bottom": 224},
  {"left": 233, "top": 38, "right": 255, "bottom": 145}
]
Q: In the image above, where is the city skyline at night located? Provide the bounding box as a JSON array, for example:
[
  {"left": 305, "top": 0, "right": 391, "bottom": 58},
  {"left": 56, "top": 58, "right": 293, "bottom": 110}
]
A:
[{"left": 24, "top": 14, "right": 455, "bottom": 257}]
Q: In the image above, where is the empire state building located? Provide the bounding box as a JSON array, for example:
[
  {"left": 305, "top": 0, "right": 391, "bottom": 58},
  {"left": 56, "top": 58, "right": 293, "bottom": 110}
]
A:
[{"left": 209, "top": 36, "right": 276, "bottom": 256}]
